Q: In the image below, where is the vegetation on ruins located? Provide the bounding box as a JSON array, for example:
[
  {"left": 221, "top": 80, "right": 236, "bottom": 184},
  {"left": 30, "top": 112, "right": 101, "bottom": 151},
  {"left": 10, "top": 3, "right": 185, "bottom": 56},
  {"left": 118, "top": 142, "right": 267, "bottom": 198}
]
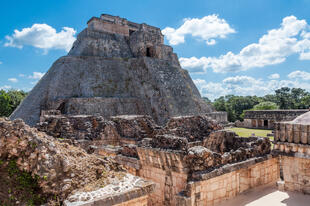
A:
[
  {"left": 0, "top": 90, "right": 27, "bottom": 117},
  {"left": 211, "top": 87, "right": 310, "bottom": 122}
]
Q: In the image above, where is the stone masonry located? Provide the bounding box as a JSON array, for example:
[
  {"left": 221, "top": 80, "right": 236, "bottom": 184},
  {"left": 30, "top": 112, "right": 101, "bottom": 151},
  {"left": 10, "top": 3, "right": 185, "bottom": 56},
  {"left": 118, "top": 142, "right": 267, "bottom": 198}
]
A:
[
  {"left": 242, "top": 109, "right": 308, "bottom": 129},
  {"left": 273, "top": 111, "right": 310, "bottom": 194},
  {"left": 36, "top": 113, "right": 274, "bottom": 205},
  {"left": 10, "top": 14, "right": 213, "bottom": 126}
]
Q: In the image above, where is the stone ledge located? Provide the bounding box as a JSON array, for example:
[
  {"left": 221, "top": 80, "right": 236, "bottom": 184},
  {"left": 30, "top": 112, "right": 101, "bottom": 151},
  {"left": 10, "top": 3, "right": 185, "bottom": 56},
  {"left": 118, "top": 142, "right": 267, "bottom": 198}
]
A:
[
  {"left": 273, "top": 142, "right": 310, "bottom": 159},
  {"left": 115, "top": 155, "right": 141, "bottom": 170},
  {"left": 64, "top": 175, "right": 155, "bottom": 206},
  {"left": 191, "top": 154, "right": 275, "bottom": 181}
]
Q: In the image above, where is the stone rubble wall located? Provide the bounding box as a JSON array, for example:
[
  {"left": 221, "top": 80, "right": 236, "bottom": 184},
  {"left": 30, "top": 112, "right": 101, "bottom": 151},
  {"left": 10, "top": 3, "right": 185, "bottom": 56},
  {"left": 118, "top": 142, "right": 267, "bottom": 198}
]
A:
[
  {"left": 0, "top": 118, "right": 123, "bottom": 201},
  {"left": 177, "top": 157, "right": 279, "bottom": 206},
  {"left": 205, "top": 112, "right": 228, "bottom": 123}
]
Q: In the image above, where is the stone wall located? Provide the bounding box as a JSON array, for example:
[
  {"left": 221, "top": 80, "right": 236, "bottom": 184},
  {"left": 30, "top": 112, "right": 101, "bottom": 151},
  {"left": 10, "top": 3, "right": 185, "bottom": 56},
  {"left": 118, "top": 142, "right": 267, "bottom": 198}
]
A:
[
  {"left": 177, "top": 157, "right": 279, "bottom": 206},
  {"left": 205, "top": 112, "right": 228, "bottom": 123},
  {"left": 274, "top": 122, "right": 310, "bottom": 144},
  {"left": 242, "top": 110, "right": 308, "bottom": 129},
  {"left": 137, "top": 147, "right": 188, "bottom": 205},
  {"left": 280, "top": 156, "right": 310, "bottom": 194},
  {"left": 273, "top": 111, "right": 310, "bottom": 195}
]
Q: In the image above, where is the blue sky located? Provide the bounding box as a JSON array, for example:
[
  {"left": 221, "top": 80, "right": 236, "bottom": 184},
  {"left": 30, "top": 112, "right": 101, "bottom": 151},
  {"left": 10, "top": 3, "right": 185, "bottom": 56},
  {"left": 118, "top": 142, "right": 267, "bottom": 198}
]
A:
[{"left": 0, "top": 0, "right": 310, "bottom": 100}]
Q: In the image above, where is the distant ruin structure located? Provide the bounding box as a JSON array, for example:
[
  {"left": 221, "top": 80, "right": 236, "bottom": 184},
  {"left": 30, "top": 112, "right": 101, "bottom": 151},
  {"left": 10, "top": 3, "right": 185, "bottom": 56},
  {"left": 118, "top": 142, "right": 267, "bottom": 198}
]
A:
[
  {"left": 10, "top": 14, "right": 215, "bottom": 126},
  {"left": 241, "top": 109, "right": 308, "bottom": 129}
]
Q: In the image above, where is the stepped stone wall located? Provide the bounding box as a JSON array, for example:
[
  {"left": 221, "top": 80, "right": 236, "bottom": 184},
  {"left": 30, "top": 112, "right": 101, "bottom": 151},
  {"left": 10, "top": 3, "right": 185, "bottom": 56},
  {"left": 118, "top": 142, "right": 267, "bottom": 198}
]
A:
[{"left": 10, "top": 14, "right": 213, "bottom": 126}]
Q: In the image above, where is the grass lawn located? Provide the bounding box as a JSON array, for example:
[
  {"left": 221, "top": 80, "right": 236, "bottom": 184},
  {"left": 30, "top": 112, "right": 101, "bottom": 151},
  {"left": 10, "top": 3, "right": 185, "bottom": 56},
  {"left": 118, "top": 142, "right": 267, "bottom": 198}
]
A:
[{"left": 226, "top": 127, "right": 274, "bottom": 141}]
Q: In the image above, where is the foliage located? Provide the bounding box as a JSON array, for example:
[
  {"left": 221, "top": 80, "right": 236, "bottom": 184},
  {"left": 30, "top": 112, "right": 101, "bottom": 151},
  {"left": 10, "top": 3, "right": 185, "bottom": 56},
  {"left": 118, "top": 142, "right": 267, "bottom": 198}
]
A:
[
  {"left": 253, "top": 101, "right": 279, "bottom": 110},
  {"left": 213, "top": 95, "right": 261, "bottom": 122},
  {"left": 0, "top": 159, "right": 47, "bottom": 206},
  {"left": 211, "top": 87, "right": 310, "bottom": 122},
  {"left": 0, "top": 90, "right": 27, "bottom": 117}
]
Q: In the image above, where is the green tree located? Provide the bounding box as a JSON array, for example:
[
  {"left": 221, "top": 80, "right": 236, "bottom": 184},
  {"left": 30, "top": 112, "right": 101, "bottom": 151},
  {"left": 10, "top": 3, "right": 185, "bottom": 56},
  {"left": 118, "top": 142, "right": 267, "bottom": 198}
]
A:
[
  {"left": 0, "top": 90, "right": 27, "bottom": 117},
  {"left": 7, "top": 90, "right": 27, "bottom": 112},
  {"left": 0, "top": 90, "right": 12, "bottom": 117},
  {"left": 253, "top": 101, "right": 279, "bottom": 110},
  {"left": 275, "top": 87, "right": 292, "bottom": 109}
]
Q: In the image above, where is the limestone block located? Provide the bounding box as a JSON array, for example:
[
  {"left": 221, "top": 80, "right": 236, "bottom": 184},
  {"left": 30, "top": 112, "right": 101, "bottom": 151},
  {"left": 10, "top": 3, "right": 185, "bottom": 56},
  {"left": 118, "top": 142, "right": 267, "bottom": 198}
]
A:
[
  {"left": 286, "top": 124, "right": 293, "bottom": 143},
  {"left": 301, "top": 132, "right": 308, "bottom": 144}
]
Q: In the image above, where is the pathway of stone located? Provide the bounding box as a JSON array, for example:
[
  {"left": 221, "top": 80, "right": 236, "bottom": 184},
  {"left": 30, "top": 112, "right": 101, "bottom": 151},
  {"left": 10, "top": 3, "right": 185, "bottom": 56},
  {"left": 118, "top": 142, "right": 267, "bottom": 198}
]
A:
[{"left": 219, "top": 184, "right": 310, "bottom": 206}]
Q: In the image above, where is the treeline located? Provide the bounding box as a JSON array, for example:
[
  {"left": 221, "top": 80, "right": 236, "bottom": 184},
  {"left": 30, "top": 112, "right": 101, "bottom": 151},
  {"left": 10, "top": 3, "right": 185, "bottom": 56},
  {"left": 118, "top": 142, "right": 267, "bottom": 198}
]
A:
[
  {"left": 0, "top": 90, "right": 28, "bottom": 117},
  {"left": 206, "top": 87, "right": 310, "bottom": 122}
]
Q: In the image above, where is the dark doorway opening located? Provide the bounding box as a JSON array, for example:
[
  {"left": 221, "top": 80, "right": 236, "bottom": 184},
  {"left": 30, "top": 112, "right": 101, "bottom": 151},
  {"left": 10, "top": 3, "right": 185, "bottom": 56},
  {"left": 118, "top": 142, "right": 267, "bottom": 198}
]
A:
[
  {"left": 129, "top": 29, "right": 135, "bottom": 36},
  {"left": 264, "top": 120, "right": 268, "bottom": 127},
  {"left": 57, "top": 102, "right": 66, "bottom": 114},
  {"left": 146, "top": 47, "right": 151, "bottom": 57}
]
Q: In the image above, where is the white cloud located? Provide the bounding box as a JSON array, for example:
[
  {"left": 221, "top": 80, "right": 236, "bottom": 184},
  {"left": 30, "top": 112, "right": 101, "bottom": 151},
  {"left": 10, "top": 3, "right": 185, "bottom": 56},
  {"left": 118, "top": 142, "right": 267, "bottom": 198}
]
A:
[
  {"left": 162, "top": 15, "right": 235, "bottom": 46},
  {"left": 288, "top": 70, "right": 310, "bottom": 80},
  {"left": 8, "top": 78, "right": 18, "bottom": 83},
  {"left": 222, "top": 75, "right": 260, "bottom": 85},
  {"left": 194, "top": 74, "right": 310, "bottom": 100},
  {"left": 0, "top": 85, "right": 12, "bottom": 90},
  {"left": 28, "top": 72, "right": 45, "bottom": 80},
  {"left": 268, "top": 73, "right": 280, "bottom": 79},
  {"left": 0, "top": 61, "right": 2, "bottom": 65},
  {"left": 19, "top": 74, "right": 25, "bottom": 77},
  {"left": 181, "top": 16, "right": 310, "bottom": 73},
  {"left": 5, "top": 24, "right": 76, "bottom": 52}
]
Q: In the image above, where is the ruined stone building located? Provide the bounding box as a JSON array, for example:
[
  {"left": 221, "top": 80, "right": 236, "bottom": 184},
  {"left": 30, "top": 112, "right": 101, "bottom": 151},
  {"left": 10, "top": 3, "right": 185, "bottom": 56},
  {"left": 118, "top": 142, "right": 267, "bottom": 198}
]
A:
[
  {"left": 273, "top": 111, "right": 310, "bottom": 194},
  {"left": 3, "top": 13, "right": 310, "bottom": 206},
  {"left": 241, "top": 109, "right": 308, "bottom": 129},
  {"left": 10, "top": 13, "right": 221, "bottom": 127}
]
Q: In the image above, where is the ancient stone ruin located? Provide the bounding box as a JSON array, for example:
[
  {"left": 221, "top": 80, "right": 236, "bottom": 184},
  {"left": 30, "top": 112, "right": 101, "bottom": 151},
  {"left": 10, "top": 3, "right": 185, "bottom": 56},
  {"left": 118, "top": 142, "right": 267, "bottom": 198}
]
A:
[
  {"left": 273, "top": 111, "right": 310, "bottom": 194},
  {"left": 2, "top": 13, "right": 310, "bottom": 206},
  {"left": 10, "top": 13, "right": 215, "bottom": 127},
  {"left": 240, "top": 109, "right": 308, "bottom": 129}
]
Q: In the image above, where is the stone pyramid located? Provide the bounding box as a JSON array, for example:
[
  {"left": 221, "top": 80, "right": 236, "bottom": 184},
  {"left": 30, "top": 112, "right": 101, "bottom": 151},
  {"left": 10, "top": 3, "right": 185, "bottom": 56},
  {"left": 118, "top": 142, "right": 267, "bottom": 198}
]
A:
[{"left": 10, "top": 14, "right": 213, "bottom": 126}]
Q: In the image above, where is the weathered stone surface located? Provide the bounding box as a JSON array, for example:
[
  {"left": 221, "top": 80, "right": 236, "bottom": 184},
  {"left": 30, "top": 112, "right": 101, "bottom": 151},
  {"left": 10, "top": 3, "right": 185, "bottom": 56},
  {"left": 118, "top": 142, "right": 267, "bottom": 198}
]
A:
[
  {"left": 185, "top": 146, "right": 221, "bottom": 172},
  {"left": 38, "top": 114, "right": 119, "bottom": 141},
  {"left": 10, "top": 14, "right": 213, "bottom": 126},
  {"left": 0, "top": 118, "right": 123, "bottom": 201},
  {"left": 161, "top": 115, "right": 222, "bottom": 142},
  {"left": 150, "top": 134, "right": 188, "bottom": 151},
  {"left": 111, "top": 115, "right": 158, "bottom": 140},
  {"left": 203, "top": 130, "right": 235, "bottom": 153},
  {"left": 120, "top": 144, "right": 139, "bottom": 158}
]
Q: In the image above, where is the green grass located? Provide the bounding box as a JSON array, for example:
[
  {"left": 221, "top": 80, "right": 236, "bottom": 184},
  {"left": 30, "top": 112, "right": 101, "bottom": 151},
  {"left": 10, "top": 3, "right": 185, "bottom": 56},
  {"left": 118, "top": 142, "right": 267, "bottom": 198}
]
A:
[{"left": 226, "top": 127, "right": 273, "bottom": 141}]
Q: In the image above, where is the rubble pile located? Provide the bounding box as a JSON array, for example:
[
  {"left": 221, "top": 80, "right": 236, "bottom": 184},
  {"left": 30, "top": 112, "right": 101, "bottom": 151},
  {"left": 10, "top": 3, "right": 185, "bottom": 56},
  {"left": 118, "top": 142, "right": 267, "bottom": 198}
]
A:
[
  {"left": 162, "top": 115, "right": 222, "bottom": 141},
  {"left": 111, "top": 115, "right": 158, "bottom": 140},
  {"left": 36, "top": 113, "right": 271, "bottom": 174},
  {"left": 0, "top": 118, "right": 123, "bottom": 202},
  {"left": 38, "top": 114, "right": 120, "bottom": 141}
]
